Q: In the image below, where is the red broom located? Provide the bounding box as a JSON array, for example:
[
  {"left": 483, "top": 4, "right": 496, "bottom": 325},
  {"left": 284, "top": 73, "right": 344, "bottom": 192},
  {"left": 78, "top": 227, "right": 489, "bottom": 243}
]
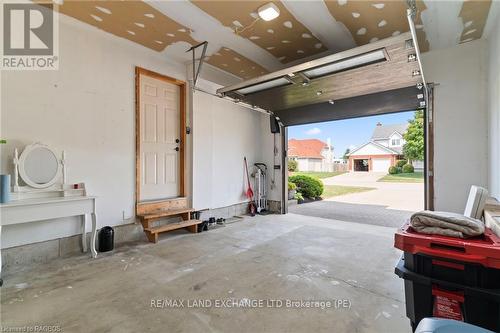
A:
[{"left": 244, "top": 157, "right": 256, "bottom": 216}]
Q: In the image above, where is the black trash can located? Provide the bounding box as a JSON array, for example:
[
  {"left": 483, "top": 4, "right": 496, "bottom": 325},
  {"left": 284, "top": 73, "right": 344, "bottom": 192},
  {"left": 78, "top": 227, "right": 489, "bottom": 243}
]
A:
[{"left": 98, "top": 226, "right": 114, "bottom": 252}]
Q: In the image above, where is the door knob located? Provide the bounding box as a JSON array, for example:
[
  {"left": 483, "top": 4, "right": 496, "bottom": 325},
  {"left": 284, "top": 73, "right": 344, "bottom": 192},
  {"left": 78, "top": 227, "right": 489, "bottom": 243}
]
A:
[{"left": 174, "top": 147, "right": 180, "bottom": 152}]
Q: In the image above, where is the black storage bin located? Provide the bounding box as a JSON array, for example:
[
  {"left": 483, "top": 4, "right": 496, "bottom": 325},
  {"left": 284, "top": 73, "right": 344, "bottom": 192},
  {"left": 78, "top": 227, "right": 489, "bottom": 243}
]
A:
[
  {"left": 404, "top": 252, "right": 500, "bottom": 289},
  {"left": 98, "top": 226, "right": 114, "bottom": 252},
  {"left": 395, "top": 257, "right": 500, "bottom": 332}
]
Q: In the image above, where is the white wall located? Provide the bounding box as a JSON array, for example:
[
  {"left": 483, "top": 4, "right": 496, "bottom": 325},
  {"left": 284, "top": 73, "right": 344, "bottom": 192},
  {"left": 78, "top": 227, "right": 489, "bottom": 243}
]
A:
[
  {"left": 1, "top": 14, "right": 275, "bottom": 249},
  {"left": 422, "top": 40, "right": 489, "bottom": 212},
  {"left": 487, "top": 15, "right": 500, "bottom": 201}
]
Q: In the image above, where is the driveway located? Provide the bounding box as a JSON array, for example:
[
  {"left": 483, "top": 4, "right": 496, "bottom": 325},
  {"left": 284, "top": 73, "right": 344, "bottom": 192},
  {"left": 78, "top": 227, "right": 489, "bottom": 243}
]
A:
[{"left": 322, "top": 172, "right": 424, "bottom": 212}]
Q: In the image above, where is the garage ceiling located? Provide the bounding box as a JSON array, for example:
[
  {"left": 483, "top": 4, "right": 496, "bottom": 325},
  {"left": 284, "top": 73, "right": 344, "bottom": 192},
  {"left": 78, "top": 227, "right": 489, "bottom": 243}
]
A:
[{"left": 40, "top": 0, "right": 494, "bottom": 81}]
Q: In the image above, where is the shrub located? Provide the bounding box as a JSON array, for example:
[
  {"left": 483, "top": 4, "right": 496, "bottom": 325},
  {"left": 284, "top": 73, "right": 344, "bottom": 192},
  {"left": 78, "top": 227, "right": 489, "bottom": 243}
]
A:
[
  {"left": 289, "top": 175, "right": 324, "bottom": 198},
  {"left": 396, "top": 160, "right": 407, "bottom": 168},
  {"left": 402, "top": 163, "right": 414, "bottom": 173},
  {"left": 288, "top": 181, "right": 297, "bottom": 191},
  {"left": 288, "top": 159, "right": 298, "bottom": 172},
  {"left": 388, "top": 166, "right": 399, "bottom": 174},
  {"left": 294, "top": 192, "right": 304, "bottom": 201}
]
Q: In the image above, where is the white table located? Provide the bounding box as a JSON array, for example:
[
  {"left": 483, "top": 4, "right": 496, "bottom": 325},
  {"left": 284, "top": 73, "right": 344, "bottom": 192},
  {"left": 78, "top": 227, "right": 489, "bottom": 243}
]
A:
[{"left": 0, "top": 196, "right": 98, "bottom": 277}]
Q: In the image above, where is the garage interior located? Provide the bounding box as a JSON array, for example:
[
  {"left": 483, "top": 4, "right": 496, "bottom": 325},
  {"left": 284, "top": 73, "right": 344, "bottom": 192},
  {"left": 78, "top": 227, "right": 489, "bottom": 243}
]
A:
[{"left": 1, "top": 1, "right": 500, "bottom": 332}]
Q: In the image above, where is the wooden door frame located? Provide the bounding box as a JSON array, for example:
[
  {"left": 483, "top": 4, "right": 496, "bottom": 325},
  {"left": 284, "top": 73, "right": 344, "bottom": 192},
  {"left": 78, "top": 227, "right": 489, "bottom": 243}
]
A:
[{"left": 135, "top": 66, "right": 187, "bottom": 208}]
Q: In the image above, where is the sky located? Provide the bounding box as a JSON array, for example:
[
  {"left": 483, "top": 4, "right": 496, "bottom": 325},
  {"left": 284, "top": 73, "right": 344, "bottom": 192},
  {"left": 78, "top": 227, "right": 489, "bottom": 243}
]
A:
[{"left": 288, "top": 111, "right": 416, "bottom": 158}]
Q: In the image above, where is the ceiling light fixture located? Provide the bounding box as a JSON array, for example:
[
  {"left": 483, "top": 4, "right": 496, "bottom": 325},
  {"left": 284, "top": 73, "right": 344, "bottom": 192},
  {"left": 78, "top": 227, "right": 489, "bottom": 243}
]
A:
[{"left": 258, "top": 3, "right": 280, "bottom": 21}]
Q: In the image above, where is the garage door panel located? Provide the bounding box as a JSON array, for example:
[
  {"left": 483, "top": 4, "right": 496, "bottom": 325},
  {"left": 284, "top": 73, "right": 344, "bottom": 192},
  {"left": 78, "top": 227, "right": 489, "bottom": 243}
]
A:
[{"left": 372, "top": 158, "right": 391, "bottom": 172}]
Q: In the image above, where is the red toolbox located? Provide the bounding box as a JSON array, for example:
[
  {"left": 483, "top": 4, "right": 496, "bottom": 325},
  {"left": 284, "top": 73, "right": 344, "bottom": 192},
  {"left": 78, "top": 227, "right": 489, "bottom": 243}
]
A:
[{"left": 394, "top": 222, "right": 500, "bottom": 332}]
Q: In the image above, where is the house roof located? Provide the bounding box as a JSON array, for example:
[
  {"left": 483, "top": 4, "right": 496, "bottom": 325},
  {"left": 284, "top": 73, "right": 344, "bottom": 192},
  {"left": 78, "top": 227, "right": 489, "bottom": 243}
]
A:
[
  {"left": 371, "top": 123, "right": 408, "bottom": 140},
  {"left": 347, "top": 140, "right": 400, "bottom": 156},
  {"left": 288, "top": 139, "right": 327, "bottom": 159}
]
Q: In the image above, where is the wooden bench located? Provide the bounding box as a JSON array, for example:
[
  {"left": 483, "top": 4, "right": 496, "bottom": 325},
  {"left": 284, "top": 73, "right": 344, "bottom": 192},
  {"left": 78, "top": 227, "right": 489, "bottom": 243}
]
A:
[{"left": 137, "top": 198, "right": 201, "bottom": 243}]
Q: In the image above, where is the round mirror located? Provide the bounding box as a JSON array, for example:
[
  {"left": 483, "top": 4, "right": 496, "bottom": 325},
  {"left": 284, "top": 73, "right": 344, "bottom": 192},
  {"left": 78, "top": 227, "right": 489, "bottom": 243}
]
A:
[{"left": 19, "top": 143, "right": 61, "bottom": 189}]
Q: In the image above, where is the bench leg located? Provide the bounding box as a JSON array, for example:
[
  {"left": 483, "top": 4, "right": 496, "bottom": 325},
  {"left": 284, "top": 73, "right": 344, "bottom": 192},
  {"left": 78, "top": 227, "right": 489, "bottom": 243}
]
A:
[
  {"left": 186, "top": 224, "right": 198, "bottom": 233},
  {"left": 145, "top": 231, "right": 158, "bottom": 243}
]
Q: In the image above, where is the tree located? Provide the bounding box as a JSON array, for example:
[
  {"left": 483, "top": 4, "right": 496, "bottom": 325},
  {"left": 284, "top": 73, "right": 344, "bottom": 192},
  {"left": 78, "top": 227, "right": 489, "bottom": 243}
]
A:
[
  {"left": 342, "top": 148, "right": 350, "bottom": 161},
  {"left": 403, "top": 110, "right": 424, "bottom": 162}
]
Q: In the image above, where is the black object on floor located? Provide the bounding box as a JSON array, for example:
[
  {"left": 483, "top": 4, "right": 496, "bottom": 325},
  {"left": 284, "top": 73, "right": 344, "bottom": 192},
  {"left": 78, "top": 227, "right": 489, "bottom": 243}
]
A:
[
  {"left": 395, "top": 257, "right": 500, "bottom": 332},
  {"left": 98, "top": 226, "right": 114, "bottom": 252}
]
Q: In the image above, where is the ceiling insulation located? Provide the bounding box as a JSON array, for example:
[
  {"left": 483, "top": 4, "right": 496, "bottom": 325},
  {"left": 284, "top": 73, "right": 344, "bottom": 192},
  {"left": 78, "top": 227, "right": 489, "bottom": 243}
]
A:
[
  {"left": 37, "top": 0, "right": 198, "bottom": 51},
  {"left": 190, "top": 0, "right": 328, "bottom": 64},
  {"left": 206, "top": 47, "right": 269, "bottom": 80},
  {"left": 459, "top": 0, "right": 492, "bottom": 43},
  {"left": 324, "top": 0, "right": 429, "bottom": 52},
  {"left": 217, "top": 32, "right": 422, "bottom": 112}
]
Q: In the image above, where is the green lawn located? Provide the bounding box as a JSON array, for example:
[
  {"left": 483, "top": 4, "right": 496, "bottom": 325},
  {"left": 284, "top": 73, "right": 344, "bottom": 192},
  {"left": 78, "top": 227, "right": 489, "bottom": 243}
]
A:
[
  {"left": 322, "top": 185, "right": 375, "bottom": 198},
  {"left": 291, "top": 171, "right": 347, "bottom": 179},
  {"left": 378, "top": 172, "right": 424, "bottom": 183}
]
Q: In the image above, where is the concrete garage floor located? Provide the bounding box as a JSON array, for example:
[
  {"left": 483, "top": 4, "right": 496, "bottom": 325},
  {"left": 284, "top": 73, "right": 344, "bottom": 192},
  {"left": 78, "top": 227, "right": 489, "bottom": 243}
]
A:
[{"left": 1, "top": 214, "right": 410, "bottom": 333}]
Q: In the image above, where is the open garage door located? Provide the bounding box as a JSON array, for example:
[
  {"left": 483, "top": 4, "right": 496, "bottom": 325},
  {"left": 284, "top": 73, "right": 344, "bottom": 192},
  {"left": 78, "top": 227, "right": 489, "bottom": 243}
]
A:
[{"left": 217, "top": 19, "right": 433, "bottom": 212}]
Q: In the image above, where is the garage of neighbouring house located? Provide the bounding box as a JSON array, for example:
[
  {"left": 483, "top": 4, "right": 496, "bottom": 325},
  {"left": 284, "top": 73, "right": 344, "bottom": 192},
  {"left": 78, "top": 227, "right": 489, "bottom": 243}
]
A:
[{"left": 1, "top": 1, "right": 500, "bottom": 333}]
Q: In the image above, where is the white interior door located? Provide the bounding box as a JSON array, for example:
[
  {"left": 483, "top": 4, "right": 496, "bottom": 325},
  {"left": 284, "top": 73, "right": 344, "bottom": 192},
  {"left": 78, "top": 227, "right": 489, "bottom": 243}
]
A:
[
  {"left": 372, "top": 158, "right": 391, "bottom": 172},
  {"left": 139, "top": 74, "right": 180, "bottom": 201}
]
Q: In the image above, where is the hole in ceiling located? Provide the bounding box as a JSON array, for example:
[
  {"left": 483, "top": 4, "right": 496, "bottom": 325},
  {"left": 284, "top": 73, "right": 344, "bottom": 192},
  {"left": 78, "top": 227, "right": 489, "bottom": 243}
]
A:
[
  {"left": 352, "top": 12, "right": 360, "bottom": 18},
  {"left": 464, "top": 29, "right": 477, "bottom": 35},
  {"left": 134, "top": 22, "right": 145, "bottom": 28},
  {"left": 370, "top": 37, "right": 379, "bottom": 43},
  {"left": 267, "top": 29, "right": 274, "bottom": 34},
  {"left": 357, "top": 27, "right": 367, "bottom": 35},
  {"left": 315, "top": 43, "right": 322, "bottom": 49},
  {"left": 95, "top": 6, "right": 111, "bottom": 15},
  {"left": 282, "top": 40, "right": 291, "bottom": 43},
  {"left": 167, "top": 33, "right": 175, "bottom": 37},
  {"left": 338, "top": 0, "right": 347, "bottom": 6},
  {"left": 144, "top": 13, "right": 154, "bottom": 18},
  {"left": 372, "top": 3, "right": 385, "bottom": 9},
  {"left": 283, "top": 21, "right": 293, "bottom": 29},
  {"left": 302, "top": 33, "right": 312, "bottom": 38},
  {"left": 90, "top": 14, "right": 103, "bottom": 22},
  {"left": 378, "top": 20, "right": 387, "bottom": 27},
  {"left": 250, "top": 36, "right": 260, "bottom": 40},
  {"left": 127, "top": 30, "right": 136, "bottom": 35},
  {"left": 392, "top": 30, "right": 401, "bottom": 36}
]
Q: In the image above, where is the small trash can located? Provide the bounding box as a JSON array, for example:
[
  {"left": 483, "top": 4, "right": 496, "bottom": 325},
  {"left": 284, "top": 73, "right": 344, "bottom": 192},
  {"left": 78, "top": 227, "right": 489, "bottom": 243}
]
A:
[{"left": 98, "top": 226, "right": 114, "bottom": 252}]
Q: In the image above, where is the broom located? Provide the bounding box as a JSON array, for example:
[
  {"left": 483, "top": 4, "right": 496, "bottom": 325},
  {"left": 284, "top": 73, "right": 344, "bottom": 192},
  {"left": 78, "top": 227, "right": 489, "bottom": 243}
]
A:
[{"left": 244, "top": 157, "right": 256, "bottom": 216}]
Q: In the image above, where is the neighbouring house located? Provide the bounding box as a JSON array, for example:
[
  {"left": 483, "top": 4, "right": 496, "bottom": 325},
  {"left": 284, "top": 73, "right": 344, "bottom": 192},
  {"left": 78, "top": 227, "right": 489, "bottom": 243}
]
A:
[
  {"left": 288, "top": 138, "right": 333, "bottom": 172},
  {"left": 347, "top": 123, "right": 414, "bottom": 172}
]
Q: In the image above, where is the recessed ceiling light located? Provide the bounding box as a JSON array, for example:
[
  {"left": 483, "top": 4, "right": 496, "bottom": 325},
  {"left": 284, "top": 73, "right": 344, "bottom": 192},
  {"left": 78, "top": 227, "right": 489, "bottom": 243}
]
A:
[{"left": 258, "top": 3, "right": 280, "bottom": 21}]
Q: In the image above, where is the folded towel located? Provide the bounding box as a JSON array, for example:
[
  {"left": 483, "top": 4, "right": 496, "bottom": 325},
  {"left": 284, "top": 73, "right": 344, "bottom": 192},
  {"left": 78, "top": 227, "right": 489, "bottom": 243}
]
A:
[{"left": 410, "top": 210, "right": 485, "bottom": 238}]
